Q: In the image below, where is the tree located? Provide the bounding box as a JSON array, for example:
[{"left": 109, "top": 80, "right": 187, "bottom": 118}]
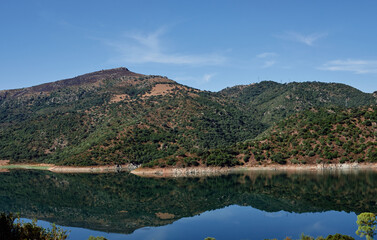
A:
[{"left": 356, "top": 212, "right": 377, "bottom": 240}]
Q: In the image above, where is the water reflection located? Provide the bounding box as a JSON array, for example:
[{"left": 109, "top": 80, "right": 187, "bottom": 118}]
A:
[{"left": 0, "top": 170, "right": 376, "bottom": 236}]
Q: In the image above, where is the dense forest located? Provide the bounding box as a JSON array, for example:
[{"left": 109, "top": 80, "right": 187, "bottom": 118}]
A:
[{"left": 0, "top": 67, "right": 376, "bottom": 166}]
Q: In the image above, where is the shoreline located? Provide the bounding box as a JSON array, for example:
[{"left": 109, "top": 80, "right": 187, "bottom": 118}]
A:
[
  {"left": 1, "top": 161, "right": 377, "bottom": 176},
  {"left": 49, "top": 164, "right": 137, "bottom": 173},
  {"left": 0, "top": 161, "right": 138, "bottom": 173},
  {"left": 131, "top": 162, "right": 377, "bottom": 177}
]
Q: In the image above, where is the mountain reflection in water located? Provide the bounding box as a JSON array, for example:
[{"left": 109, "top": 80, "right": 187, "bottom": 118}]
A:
[{"left": 0, "top": 170, "right": 376, "bottom": 235}]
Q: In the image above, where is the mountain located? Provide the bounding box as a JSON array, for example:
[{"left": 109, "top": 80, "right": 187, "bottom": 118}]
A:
[{"left": 0, "top": 68, "right": 376, "bottom": 166}]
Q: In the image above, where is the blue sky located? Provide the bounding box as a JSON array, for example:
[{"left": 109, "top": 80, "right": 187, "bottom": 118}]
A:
[{"left": 1, "top": 0, "right": 377, "bottom": 92}]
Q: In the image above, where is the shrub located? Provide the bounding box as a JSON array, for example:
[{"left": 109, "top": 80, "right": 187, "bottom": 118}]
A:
[
  {"left": 340, "top": 157, "right": 348, "bottom": 164},
  {"left": 325, "top": 234, "right": 354, "bottom": 240},
  {"left": 243, "top": 154, "right": 250, "bottom": 162},
  {"left": 308, "top": 151, "right": 316, "bottom": 157},
  {"left": 271, "top": 153, "right": 287, "bottom": 165},
  {"left": 290, "top": 158, "right": 299, "bottom": 164}
]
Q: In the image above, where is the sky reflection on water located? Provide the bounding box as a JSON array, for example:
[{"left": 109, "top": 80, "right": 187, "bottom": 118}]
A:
[{"left": 30, "top": 205, "right": 360, "bottom": 240}]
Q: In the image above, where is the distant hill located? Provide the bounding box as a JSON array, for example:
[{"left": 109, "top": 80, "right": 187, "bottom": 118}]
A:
[
  {"left": 220, "top": 81, "right": 376, "bottom": 125},
  {"left": 0, "top": 68, "right": 376, "bottom": 166}
]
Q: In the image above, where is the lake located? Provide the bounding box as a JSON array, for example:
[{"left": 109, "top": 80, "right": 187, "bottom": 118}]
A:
[{"left": 1, "top": 169, "right": 376, "bottom": 240}]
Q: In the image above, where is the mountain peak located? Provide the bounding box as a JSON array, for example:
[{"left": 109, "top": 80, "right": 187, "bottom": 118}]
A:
[
  {"left": 38, "top": 67, "right": 141, "bottom": 91},
  {"left": 3, "top": 67, "right": 141, "bottom": 96},
  {"left": 93, "top": 67, "right": 136, "bottom": 75}
]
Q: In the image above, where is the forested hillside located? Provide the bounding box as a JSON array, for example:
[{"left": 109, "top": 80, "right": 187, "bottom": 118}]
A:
[
  {"left": 0, "top": 68, "right": 376, "bottom": 166},
  {"left": 230, "top": 106, "right": 377, "bottom": 166},
  {"left": 220, "top": 81, "right": 376, "bottom": 125}
]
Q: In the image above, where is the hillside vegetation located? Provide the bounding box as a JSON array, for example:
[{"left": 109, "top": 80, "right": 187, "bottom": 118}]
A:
[
  {"left": 230, "top": 107, "right": 377, "bottom": 166},
  {"left": 0, "top": 68, "right": 376, "bottom": 166},
  {"left": 220, "top": 81, "right": 376, "bottom": 125}
]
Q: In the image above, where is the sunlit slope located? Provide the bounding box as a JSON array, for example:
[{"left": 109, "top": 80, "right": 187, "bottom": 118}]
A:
[
  {"left": 0, "top": 68, "right": 264, "bottom": 165},
  {"left": 0, "top": 68, "right": 375, "bottom": 166}
]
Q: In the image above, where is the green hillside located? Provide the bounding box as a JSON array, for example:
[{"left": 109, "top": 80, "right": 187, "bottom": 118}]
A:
[
  {"left": 220, "top": 81, "right": 376, "bottom": 125},
  {"left": 226, "top": 106, "right": 377, "bottom": 166},
  {"left": 0, "top": 68, "right": 376, "bottom": 166}
]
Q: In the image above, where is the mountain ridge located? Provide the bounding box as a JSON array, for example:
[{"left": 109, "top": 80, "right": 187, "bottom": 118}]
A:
[
  {"left": 0, "top": 67, "right": 376, "bottom": 166},
  {"left": 0, "top": 67, "right": 140, "bottom": 95}
]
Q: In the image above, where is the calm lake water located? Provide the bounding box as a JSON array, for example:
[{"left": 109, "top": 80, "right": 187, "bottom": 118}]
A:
[{"left": 1, "top": 169, "right": 376, "bottom": 240}]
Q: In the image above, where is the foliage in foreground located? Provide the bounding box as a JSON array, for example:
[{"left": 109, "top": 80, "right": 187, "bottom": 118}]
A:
[
  {"left": 0, "top": 212, "right": 108, "bottom": 240},
  {"left": 356, "top": 212, "right": 377, "bottom": 240},
  {"left": 0, "top": 212, "right": 68, "bottom": 240}
]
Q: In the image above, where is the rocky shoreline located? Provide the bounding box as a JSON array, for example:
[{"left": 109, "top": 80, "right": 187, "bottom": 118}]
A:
[
  {"left": 1, "top": 161, "right": 377, "bottom": 176},
  {"left": 49, "top": 163, "right": 138, "bottom": 173},
  {"left": 0, "top": 162, "right": 139, "bottom": 173},
  {"left": 130, "top": 162, "right": 377, "bottom": 177}
]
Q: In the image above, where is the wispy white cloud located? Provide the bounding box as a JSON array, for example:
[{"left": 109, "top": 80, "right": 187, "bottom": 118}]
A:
[
  {"left": 262, "top": 60, "right": 276, "bottom": 68},
  {"left": 257, "top": 52, "right": 278, "bottom": 58},
  {"left": 174, "top": 73, "right": 216, "bottom": 85},
  {"left": 278, "top": 31, "right": 327, "bottom": 46},
  {"left": 319, "top": 59, "right": 377, "bottom": 74},
  {"left": 105, "top": 28, "right": 226, "bottom": 66},
  {"left": 256, "top": 52, "right": 277, "bottom": 68},
  {"left": 203, "top": 73, "right": 215, "bottom": 83}
]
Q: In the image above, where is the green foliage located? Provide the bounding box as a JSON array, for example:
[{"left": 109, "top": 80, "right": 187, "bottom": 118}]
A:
[
  {"left": 204, "top": 149, "right": 240, "bottom": 166},
  {"left": 325, "top": 234, "right": 354, "bottom": 240},
  {"left": 356, "top": 212, "right": 377, "bottom": 240},
  {"left": 0, "top": 212, "right": 69, "bottom": 240},
  {"left": 271, "top": 152, "right": 287, "bottom": 164},
  {"left": 299, "top": 233, "right": 315, "bottom": 240}
]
